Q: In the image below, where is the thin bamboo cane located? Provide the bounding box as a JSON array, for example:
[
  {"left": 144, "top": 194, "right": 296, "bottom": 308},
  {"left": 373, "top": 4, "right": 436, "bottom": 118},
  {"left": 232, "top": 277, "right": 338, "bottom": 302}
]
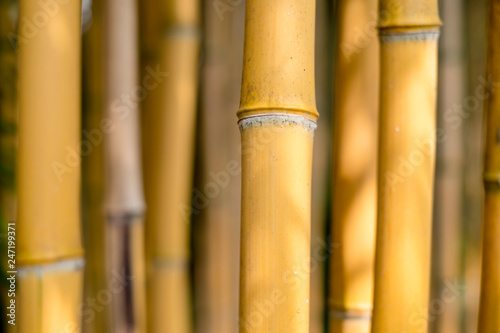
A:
[
  {"left": 477, "top": 1, "right": 500, "bottom": 330},
  {"left": 140, "top": 0, "right": 200, "bottom": 332},
  {"left": 371, "top": 1, "right": 441, "bottom": 332},
  {"left": 0, "top": 3, "right": 18, "bottom": 333},
  {"left": 194, "top": 1, "right": 243, "bottom": 332},
  {"left": 464, "top": 0, "right": 487, "bottom": 331},
  {"left": 82, "top": 0, "right": 107, "bottom": 331},
  {"left": 104, "top": 0, "right": 147, "bottom": 331},
  {"left": 17, "top": 0, "right": 84, "bottom": 331},
  {"left": 329, "top": 0, "right": 379, "bottom": 331},
  {"left": 238, "top": 1, "right": 317, "bottom": 332},
  {"left": 309, "top": 0, "right": 332, "bottom": 329},
  {"left": 430, "top": 0, "right": 465, "bottom": 331},
  {"left": 0, "top": 0, "right": 17, "bottom": 223}
]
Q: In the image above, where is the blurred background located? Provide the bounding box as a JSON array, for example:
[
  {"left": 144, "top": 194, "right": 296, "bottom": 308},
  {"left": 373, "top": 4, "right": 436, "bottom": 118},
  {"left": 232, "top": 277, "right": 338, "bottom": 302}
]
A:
[{"left": 0, "top": 0, "right": 488, "bottom": 332}]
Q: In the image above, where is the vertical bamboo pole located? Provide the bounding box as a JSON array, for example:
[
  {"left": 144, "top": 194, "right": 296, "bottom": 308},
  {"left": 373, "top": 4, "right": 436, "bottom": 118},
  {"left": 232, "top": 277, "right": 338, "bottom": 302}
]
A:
[
  {"left": 464, "top": 0, "right": 487, "bottom": 331},
  {"left": 238, "top": 1, "right": 317, "bottom": 332},
  {"left": 477, "top": 0, "right": 500, "bottom": 330},
  {"left": 431, "top": 0, "right": 466, "bottom": 331},
  {"left": 310, "top": 0, "right": 333, "bottom": 331},
  {"left": 82, "top": 0, "right": 107, "bottom": 332},
  {"left": 0, "top": 2, "right": 18, "bottom": 333},
  {"left": 17, "top": 0, "right": 84, "bottom": 332},
  {"left": 104, "top": 0, "right": 147, "bottom": 331},
  {"left": 0, "top": 0, "right": 17, "bottom": 223},
  {"left": 371, "top": 1, "right": 441, "bottom": 332},
  {"left": 140, "top": 0, "right": 200, "bottom": 332},
  {"left": 194, "top": 1, "right": 243, "bottom": 332},
  {"left": 329, "top": 0, "right": 379, "bottom": 331}
]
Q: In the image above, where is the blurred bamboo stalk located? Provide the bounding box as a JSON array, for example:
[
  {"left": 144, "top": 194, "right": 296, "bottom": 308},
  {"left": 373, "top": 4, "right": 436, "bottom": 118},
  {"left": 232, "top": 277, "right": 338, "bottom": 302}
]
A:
[
  {"left": 477, "top": 0, "right": 500, "bottom": 330},
  {"left": 0, "top": 0, "right": 17, "bottom": 223},
  {"left": 16, "top": 0, "right": 84, "bottom": 331},
  {"left": 193, "top": 1, "right": 243, "bottom": 332},
  {"left": 309, "top": 0, "right": 333, "bottom": 331},
  {"left": 0, "top": 2, "right": 18, "bottom": 333},
  {"left": 238, "top": 1, "right": 317, "bottom": 331},
  {"left": 140, "top": 0, "right": 200, "bottom": 331},
  {"left": 431, "top": 0, "right": 466, "bottom": 331},
  {"left": 464, "top": 0, "right": 487, "bottom": 330},
  {"left": 82, "top": 0, "right": 107, "bottom": 332},
  {"left": 371, "top": 0, "right": 440, "bottom": 331},
  {"left": 104, "top": 0, "right": 147, "bottom": 331},
  {"left": 329, "top": 0, "right": 379, "bottom": 331}
]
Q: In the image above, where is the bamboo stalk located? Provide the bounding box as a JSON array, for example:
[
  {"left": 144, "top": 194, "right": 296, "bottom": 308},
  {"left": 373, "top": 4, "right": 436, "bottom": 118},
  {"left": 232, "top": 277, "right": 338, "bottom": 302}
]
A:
[
  {"left": 310, "top": 1, "right": 333, "bottom": 331},
  {"left": 17, "top": 0, "right": 84, "bottom": 331},
  {"left": 140, "top": 0, "right": 200, "bottom": 332},
  {"left": 430, "top": 0, "right": 466, "bottom": 331},
  {"left": 82, "top": 0, "right": 107, "bottom": 332},
  {"left": 238, "top": 1, "right": 317, "bottom": 332},
  {"left": 329, "top": 0, "right": 379, "bottom": 331},
  {"left": 194, "top": 1, "right": 243, "bottom": 332},
  {"left": 464, "top": 0, "right": 487, "bottom": 331},
  {"left": 477, "top": 0, "right": 500, "bottom": 330},
  {"left": 0, "top": 2, "right": 18, "bottom": 333},
  {"left": 103, "top": 0, "right": 147, "bottom": 331},
  {"left": 0, "top": 0, "right": 17, "bottom": 223},
  {"left": 371, "top": 1, "right": 441, "bottom": 332}
]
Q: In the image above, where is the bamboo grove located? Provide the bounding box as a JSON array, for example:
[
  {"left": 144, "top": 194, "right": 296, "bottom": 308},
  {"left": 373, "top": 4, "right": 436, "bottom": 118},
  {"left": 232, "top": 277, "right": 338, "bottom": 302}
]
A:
[{"left": 0, "top": 0, "right": 498, "bottom": 332}]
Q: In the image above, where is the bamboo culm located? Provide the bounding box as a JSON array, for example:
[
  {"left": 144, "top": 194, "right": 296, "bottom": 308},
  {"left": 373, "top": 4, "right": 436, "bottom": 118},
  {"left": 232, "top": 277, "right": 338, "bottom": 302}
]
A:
[{"left": 371, "top": 0, "right": 441, "bottom": 332}]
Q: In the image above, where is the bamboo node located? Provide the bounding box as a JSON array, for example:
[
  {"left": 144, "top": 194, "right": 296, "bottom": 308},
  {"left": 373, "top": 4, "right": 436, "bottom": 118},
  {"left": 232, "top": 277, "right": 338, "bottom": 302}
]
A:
[
  {"left": 238, "top": 113, "right": 317, "bottom": 132},
  {"left": 237, "top": 106, "right": 319, "bottom": 122},
  {"left": 483, "top": 172, "right": 500, "bottom": 189},
  {"left": 18, "top": 258, "right": 85, "bottom": 277},
  {"left": 379, "top": 28, "right": 440, "bottom": 42},
  {"left": 328, "top": 308, "right": 372, "bottom": 320}
]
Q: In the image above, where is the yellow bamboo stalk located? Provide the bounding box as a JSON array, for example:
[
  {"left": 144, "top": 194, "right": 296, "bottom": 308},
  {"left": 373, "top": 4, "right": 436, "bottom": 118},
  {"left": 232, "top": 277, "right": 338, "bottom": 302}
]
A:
[
  {"left": 477, "top": 0, "right": 500, "bottom": 330},
  {"left": 371, "top": 1, "right": 441, "bottom": 332},
  {"left": 17, "top": 0, "right": 84, "bottom": 332},
  {"left": 194, "top": 1, "right": 243, "bottom": 332},
  {"left": 329, "top": 0, "right": 379, "bottom": 331},
  {"left": 238, "top": 1, "right": 317, "bottom": 332},
  {"left": 81, "top": 0, "right": 107, "bottom": 332},
  {"left": 104, "top": 0, "right": 147, "bottom": 331},
  {"left": 140, "top": 0, "right": 200, "bottom": 332}
]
